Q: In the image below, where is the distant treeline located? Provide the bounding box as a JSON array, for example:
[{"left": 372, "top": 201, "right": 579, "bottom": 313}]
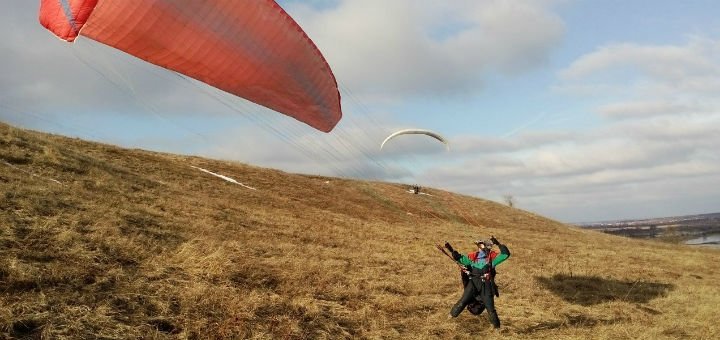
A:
[
  {"left": 592, "top": 224, "right": 720, "bottom": 240},
  {"left": 578, "top": 212, "right": 720, "bottom": 229}
]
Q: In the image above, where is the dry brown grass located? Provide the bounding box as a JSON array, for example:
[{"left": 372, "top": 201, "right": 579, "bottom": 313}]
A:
[{"left": 1, "top": 121, "right": 719, "bottom": 339}]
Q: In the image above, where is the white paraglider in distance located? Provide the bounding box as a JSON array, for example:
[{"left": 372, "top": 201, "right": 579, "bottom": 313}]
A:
[{"left": 380, "top": 129, "right": 449, "bottom": 151}]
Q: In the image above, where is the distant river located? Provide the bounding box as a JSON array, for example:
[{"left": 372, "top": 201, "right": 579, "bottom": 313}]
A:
[{"left": 685, "top": 233, "right": 720, "bottom": 248}]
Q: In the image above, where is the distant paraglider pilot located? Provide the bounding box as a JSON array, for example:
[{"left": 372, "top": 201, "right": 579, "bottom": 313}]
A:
[
  {"left": 444, "top": 236, "right": 510, "bottom": 328},
  {"left": 412, "top": 185, "right": 421, "bottom": 194}
]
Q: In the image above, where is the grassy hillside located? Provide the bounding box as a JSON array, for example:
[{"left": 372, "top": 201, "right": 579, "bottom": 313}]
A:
[{"left": 1, "top": 122, "right": 718, "bottom": 339}]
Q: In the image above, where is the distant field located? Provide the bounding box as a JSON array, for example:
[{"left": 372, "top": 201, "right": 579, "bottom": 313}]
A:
[{"left": 578, "top": 213, "right": 720, "bottom": 244}]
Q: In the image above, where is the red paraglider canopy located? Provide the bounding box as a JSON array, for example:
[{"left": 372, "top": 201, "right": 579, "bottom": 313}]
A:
[{"left": 39, "top": 0, "right": 342, "bottom": 132}]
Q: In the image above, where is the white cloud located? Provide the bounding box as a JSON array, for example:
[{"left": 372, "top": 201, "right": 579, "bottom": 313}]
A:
[
  {"left": 596, "top": 100, "right": 704, "bottom": 119},
  {"left": 285, "top": 0, "right": 564, "bottom": 98},
  {"left": 451, "top": 131, "right": 578, "bottom": 154},
  {"left": 425, "top": 37, "right": 720, "bottom": 221},
  {"left": 559, "top": 37, "right": 720, "bottom": 97},
  {"left": 560, "top": 38, "right": 720, "bottom": 80}
]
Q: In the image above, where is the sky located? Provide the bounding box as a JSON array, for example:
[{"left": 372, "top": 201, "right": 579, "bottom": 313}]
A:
[{"left": 1, "top": 0, "right": 719, "bottom": 223}]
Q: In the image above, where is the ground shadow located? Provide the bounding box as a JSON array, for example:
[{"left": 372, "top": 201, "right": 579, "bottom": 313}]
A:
[
  {"left": 459, "top": 312, "right": 627, "bottom": 335},
  {"left": 516, "top": 313, "right": 627, "bottom": 334},
  {"left": 536, "top": 274, "right": 674, "bottom": 306}
]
